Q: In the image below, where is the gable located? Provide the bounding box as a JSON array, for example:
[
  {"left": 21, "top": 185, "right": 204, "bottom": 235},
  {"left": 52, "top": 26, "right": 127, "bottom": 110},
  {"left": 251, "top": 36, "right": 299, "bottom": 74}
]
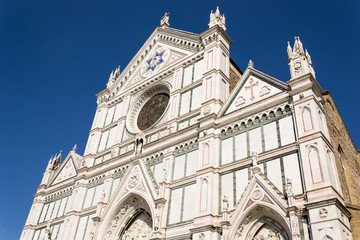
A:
[
  {"left": 123, "top": 44, "right": 188, "bottom": 91},
  {"left": 107, "top": 27, "right": 200, "bottom": 97},
  {"left": 52, "top": 158, "right": 77, "bottom": 185},
  {"left": 221, "top": 68, "right": 289, "bottom": 116}
]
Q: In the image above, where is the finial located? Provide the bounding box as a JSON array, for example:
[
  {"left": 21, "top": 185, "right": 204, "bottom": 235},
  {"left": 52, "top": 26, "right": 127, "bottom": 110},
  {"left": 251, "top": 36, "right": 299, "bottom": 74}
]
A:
[
  {"left": 209, "top": 7, "right": 226, "bottom": 31},
  {"left": 160, "top": 12, "right": 170, "bottom": 28},
  {"left": 287, "top": 41, "right": 293, "bottom": 59},
  {"left": 72, "top": 144, "right": 77, "bottom": 153},
  {"left": 248, "top": 59, "right": 254, "bottom": 68},
  {"left": 305, "top": 49, "right": 312, "bottom": 65}
]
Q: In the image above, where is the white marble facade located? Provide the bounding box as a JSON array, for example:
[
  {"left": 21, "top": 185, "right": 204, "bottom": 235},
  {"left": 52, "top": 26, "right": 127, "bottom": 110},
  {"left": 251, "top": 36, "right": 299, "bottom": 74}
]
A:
[{"left": 21, "top": 8, "right": 353, "bottom": 240}]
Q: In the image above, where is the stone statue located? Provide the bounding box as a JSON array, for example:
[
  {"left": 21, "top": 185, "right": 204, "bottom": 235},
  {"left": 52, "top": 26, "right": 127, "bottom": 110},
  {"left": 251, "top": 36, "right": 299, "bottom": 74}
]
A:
[
  {"left": 160, "top": 12, "right": 170, "bottom": 26},
  {"left": 305, "top": 49, "right": 312, "bottom": 65},
  {"left": 286, "top": 178, "right": 293, "bottom": 196},
  {"left": 287, "top": 41, "right": 292, "bottom": 59},
  {"left": 154, "top": 213, "right": 160, "bottom": 230},
  {"left": 114, "top": 66, "right": 120, "bottom": 78},
  {"left": 162, "top": 168, "right": 167, "bottom": 182},
  {"left": 44, "top": 219, "right": 53, "bottom": 240},
  {"left": 135, "top": 138, "right": 143, "bottom": 156},
  {"left": 251, "top": 152, "right": 258, "bottom": 167},
  {"left": 223, "top": 195, "right": 229, "bottom": 211},
  {"left": 100, "top": 189, "right": 106, "bottom": 203}
]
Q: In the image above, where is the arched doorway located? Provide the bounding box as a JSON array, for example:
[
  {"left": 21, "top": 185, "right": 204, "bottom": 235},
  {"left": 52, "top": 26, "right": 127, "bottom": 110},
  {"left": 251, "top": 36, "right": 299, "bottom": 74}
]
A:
[
  {"left": 230, "top": 205, "right": 291, "bottom": 240},
  {"left": 251, "top": 221, "right": 286, "bottom": 240},
  {"left": 118, "top": 209, "right": 152, "bottom": 239},
  {"left": 103, "top": 196, "right": 153, "bottom": 240}
]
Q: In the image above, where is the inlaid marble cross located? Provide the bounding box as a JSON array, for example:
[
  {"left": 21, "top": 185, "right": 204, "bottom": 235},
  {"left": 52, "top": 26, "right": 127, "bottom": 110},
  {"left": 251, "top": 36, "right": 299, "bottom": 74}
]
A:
[{"left": 245, "top": 78, "right": 258, "bottom": 101}]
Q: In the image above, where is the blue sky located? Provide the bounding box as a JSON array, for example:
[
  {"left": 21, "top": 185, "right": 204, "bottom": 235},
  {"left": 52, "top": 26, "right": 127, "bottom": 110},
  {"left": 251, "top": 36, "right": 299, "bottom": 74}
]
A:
[{"left": 1, "top": 0, "right": 359, "bottom": 239}]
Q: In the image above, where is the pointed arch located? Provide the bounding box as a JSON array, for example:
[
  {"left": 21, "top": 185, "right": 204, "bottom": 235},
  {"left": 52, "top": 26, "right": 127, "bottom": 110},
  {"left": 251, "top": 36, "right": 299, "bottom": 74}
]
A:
[
  {"left": 202, "top": 143, "right": 210, "bottom": 166},
  {"left": 229, "top": 203, "right": 291, "bottom": 240},
  {"left": 308, "top": 146, "right": 323, "bottom": 184},
  {"left": 97, "top": 193, "right": 154, "bottom": 240},
  {"left": 302, "top": 107, "right": 314, "bottom": 132},
  {"left": 200, "top": 178, "right": 208, "bottom": 211}
]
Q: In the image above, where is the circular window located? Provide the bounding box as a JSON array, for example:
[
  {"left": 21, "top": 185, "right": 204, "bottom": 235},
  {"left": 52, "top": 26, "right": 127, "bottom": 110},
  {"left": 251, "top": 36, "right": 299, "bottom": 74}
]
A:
[
  {"left": 137, "top": 93, "right": 169, "bottom": 131},
  {"left": 126, "top": 84, "right": 170, "bottom": 134}
]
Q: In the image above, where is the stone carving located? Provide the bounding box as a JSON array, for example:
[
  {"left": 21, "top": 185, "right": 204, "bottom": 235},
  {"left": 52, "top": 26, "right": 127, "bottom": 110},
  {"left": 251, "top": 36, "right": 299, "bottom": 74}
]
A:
[
  {"left": 235, "top": 96, "right": 246, "bottom": 106},
  {"left": 44, "top": 219, "right": 53, "bottom": 240},
  {"left": 245, "top": 78, "right": 259, "bottom": 101},
  {"left": 305, "top": 49, "right": 312, "bottom": 65},
  {"left": 236, "top": 225, "right": 244, "bottom": 237},
  {"left": 248, "top": 59, "right": 254, "bottom": 68},
  {"left": 162, "top": 168, "right": 167, "bottom": 183},
  {"left": 203, "top": 105, "right": 211, "bottom": 115},
  {"left": 160, "top": 12, "right": 170, "bottom": 27},
  {"left": 253, "top": 229, "right": 282, "bottom": 240},
  {"left": 154, "top": 213, "right": 160, "bottom": 231},
  {"left": 259, "top": 86, "right": 271, "bottom": 97},
  {"left": 135, "top": 137, "right": 144, "bottom": 156},
  {"left": 100, "top": 189, "right": 106, "bottom": 203},
  {"left": 252, "top": 189, "right": 262, "bottom": 201},
  {"left": 209, "top": 7, "right": 226, "bottom": 31},
  {"left": 252, "top": 152, "right": 259, "bottom": 167},
  {"left": 223, "top": 195, "right": 229, "bottom": 211},
  {"left": 105, "top": 197, "right": 150, "bottom": 240},
  {"left": 319, "top": 208, "right": 328, "bottom": 218},
  {"left": 128, "top": 173, "right": 140, "bottom": 188},
  {"left": 120, "top": 212, "right": 152, "bottom": 240},
  {"left": 199, "top": 233, "right": 205, "bottom": 240},
  {"left": 244, "top": 215, "right": 252, "bottom": 224},
  {"left": 286, "top": 178, "right": 293, "bottom": 196}
]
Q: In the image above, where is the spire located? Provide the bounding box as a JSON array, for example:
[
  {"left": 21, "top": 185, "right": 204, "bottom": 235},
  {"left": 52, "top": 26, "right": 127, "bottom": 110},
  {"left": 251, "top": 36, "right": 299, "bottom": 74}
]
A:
[
  {"left": 209, "top": 7, "right": 226, "bottom": 31},
  {"left": 72, "top": 144, "right": 77, "bottom": 153},
  {"left": 287, "top": 41, "right": 292, "bottom": 59},
  {"left": 293, "top": 36, "right": 304, "bottom": 54},
  {"left": 287, "top": 36, "right": 315, "bottom": 79}
]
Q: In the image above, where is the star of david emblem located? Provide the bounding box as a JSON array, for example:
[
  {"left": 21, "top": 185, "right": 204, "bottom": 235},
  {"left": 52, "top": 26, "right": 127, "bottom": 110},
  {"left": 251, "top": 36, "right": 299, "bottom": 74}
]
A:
[{"left": 146, "top": 51, "right": 165, "bottom": 72}]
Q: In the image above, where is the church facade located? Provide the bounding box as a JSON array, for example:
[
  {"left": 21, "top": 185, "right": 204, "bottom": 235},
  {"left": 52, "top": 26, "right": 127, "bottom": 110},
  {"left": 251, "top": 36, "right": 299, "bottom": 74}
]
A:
[{"left": 21, "top": 8, "right": 357, "bottom": 240}]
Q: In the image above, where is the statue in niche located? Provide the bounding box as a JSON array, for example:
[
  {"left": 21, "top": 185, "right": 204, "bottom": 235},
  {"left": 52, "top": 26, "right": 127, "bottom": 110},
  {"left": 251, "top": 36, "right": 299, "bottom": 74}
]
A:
[
  {"left": 100, "top": 189, "right": 106, "bottom": 203},
  {"left": 44, "top": 219, "right": 53, "bottom": 240},
  {"left": 135, "top": 138, "right": 144, "bottom": 156},
  {"left": 223, "top": 195, "right": 229, "bottom": 211},
  {"left": 162, "top": 168, "right": 168, "bottom": 182},
  {"left": 252, "top": 152, "right": 259, "bottom": 167},
  {"left": 154, "top": 213, "right": 160, "bottom": 231},
  {"left": 286, "top": 178, "right": 293, "bottom": 196}
]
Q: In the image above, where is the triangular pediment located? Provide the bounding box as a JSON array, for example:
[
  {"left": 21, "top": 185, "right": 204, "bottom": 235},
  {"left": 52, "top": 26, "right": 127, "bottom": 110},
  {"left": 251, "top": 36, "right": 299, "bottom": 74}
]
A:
[
  {"left": 51, "top": 157, "right": 77, "bottom": 185},
  {"left": 97, "top": 162, "right": 159, "bottom": 239},
  {"left": 105, "top": 161, "right": 158, "bottom": 215},
  {"left": 228, "top": 171, "right": 291, "bottom": 240},
  {"left": 231, "top": 172, "right": 288, "bottom": 224},
  {"left": 220, "top": 68, "right": 289, "bottom": 116},
  {"left": 49, "top": 151, "right": 82, "bottom": 186},
  {"left": 106, "top": 27, "right": 201, "bottom": 97}
]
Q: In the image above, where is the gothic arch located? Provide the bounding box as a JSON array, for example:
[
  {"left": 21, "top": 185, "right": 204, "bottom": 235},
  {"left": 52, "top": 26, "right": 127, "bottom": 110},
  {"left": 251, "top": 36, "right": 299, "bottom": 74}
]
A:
[
  {"left": 308, "top": 146, "right": 323, "bottom": 184},
  {"left": 301, "top": 106, "right": 314, "bottom": 132},
  {"left": 229, "top": 203, "right": 291, "bottom": 240},
  {"left": 97, "top": 192, "right": 155, "bottom": 240}
]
